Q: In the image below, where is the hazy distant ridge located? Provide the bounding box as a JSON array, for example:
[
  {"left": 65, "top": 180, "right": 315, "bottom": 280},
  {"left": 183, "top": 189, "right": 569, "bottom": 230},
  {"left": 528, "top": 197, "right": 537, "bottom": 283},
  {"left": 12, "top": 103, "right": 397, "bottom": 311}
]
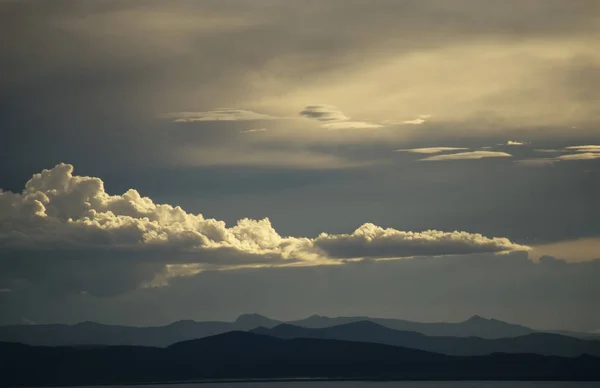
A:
[
  {"left": 0, "top": 313, "right": 596, "bottom": 348},
  {"left": 253, "top": 320, "right": 600, "bottom": 357}
]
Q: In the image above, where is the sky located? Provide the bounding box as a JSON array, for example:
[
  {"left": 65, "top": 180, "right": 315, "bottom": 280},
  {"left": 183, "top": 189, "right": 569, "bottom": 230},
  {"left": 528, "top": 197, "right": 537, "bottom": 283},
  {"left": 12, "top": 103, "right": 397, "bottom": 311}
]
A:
[{"left": 1, "top": 0, "right": 600, "bottom": 332}]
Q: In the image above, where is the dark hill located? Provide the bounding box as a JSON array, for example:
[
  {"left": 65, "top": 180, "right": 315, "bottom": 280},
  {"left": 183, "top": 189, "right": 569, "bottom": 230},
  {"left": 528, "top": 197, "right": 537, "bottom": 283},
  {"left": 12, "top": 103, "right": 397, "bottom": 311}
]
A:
[{"left": 2, "top": 332, "right": 600, "bottom": 386}]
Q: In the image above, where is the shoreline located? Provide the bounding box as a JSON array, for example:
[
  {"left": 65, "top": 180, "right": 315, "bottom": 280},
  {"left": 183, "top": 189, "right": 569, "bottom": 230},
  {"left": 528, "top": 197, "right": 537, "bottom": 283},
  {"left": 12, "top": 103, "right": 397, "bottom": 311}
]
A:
[{"left": 24, "top": 377, "right": 600, "bottom": 388}]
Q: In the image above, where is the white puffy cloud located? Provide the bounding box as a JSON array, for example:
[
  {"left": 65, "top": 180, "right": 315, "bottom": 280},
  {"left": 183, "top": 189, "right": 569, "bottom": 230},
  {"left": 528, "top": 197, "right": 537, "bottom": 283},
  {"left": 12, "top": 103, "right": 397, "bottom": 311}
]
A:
[
  {"left": 506, "top": 141, "right": 526, "bottom": 146},
  {"left": 395, "top": 147, "right": 469, "bottom": 154},
  {"left": 314, "top": 223, "right": 529, "bottom": 259},
  {"left": 0, "top": 164, "right": 529, "bottom": 296},
  {"left": 420, "top": 151, "right": 513, "bottom": 161},
  {"left": 0, "top": 163, "right": 310, "bottom": 259},
  {"left": 299, "top": 105, "right": 382, "bottom": 129},
  {"left": 160, "top": 109, "right": 281, "bottom": 122}
]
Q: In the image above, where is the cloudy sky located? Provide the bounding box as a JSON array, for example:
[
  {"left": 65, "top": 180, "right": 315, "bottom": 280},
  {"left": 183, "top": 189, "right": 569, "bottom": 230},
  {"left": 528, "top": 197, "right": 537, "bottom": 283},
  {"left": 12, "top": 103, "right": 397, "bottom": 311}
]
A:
[{"left": 1, "top": 0, "right": 600, "bottom": 331}]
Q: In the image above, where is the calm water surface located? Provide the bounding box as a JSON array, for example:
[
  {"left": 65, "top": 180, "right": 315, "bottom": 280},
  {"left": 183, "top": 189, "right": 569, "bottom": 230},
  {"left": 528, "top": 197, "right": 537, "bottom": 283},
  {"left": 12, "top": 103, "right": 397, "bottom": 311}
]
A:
[{"left": 69, "top": 382, "right": 600, "bottom": 388}]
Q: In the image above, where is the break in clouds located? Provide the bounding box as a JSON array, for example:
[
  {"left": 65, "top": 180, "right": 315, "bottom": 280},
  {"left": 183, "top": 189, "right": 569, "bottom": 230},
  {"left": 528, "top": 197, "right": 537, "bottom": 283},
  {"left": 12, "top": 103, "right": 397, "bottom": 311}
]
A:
[{"left": 0, "top": 164, "right": 528, "bottom": 297}]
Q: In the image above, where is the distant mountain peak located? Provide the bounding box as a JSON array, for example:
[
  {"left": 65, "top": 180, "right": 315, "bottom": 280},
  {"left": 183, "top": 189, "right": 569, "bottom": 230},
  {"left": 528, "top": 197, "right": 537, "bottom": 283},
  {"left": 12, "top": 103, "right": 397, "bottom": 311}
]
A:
[
  {"left": 465, "top": 315, "right": 489, "bottom": 323},
  {"left": 234, "top": 313, "right": 280, "bottom": 329}
]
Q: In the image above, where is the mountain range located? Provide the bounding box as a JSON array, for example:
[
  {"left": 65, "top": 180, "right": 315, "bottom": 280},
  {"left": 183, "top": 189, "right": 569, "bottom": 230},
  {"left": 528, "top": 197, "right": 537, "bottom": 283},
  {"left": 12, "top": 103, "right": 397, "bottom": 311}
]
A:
[
  {"left": 1, "top": 313, "right": 596, "bottom": 348},
  {"left": 252, "top": 320, "right": 600, "bottom": 357},
  {"left": 3, "top": 331, "right": 600, "bottom": 386}
]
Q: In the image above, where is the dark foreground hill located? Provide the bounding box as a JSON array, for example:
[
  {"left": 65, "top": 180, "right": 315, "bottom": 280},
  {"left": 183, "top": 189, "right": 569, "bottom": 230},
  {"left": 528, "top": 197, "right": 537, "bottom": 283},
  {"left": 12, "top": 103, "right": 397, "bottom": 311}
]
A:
[
  {"left": 253, "top": 321, "right": 600, "bottom": 357},
  {"left": 2, "top": 331, "right": 600, "bottom": 386}
]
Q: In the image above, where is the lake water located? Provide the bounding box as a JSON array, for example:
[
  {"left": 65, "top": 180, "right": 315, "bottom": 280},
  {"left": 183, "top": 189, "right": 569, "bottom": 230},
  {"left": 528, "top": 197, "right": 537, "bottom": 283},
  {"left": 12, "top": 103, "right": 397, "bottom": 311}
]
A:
[{"left": 69, "top": 382, "right": 600, "bottom": 388}]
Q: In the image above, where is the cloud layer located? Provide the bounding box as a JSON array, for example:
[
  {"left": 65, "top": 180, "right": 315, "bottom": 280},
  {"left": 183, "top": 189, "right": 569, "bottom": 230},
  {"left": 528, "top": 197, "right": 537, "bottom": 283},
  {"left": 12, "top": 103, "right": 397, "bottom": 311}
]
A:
[
  {"left": 0, "top": 164, "right": 528, "bottom": 296},
  {"left": 161, "top": 109, "right": 281, "bottom": 122},
  {"left": 565, "top": 145, "right": 600, "bottom": 153},
  {"left": 396, "top": 147, "right": 469, "bottom": 154},
  {"left": 420, "top": 151, "right": 513, "bottom": 162}
]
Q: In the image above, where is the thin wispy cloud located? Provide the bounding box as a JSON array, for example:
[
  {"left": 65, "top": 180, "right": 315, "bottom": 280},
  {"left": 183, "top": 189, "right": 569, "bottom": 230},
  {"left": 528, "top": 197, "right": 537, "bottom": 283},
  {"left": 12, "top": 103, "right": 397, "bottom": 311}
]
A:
[
  {"left": 556, "top": 153, "right": 600, "bottom": 161},
  {"left": 506, "top": 140, "right": 526, "bottom": 146},
  {"left": 161, "top": 109, "right": 282, "bottom": 122},
  {"left": 514, "top": 159, "right": 556, "bottom": 167},
  {"left": 240, "top": 128, "right": 268, "bottom": 133},
  {"left": 383, "top": 115, "right": 432, "bottom": 125},
  {"left": 420, "top": 151, "right": 513, "bottom": 162},
  {"left": 395, "top": 147, "right": 469, "bottom": 154},
  {"left": 565, "top": 145, "right": 600, "bottom": 153},
  {"left": 401, "top": 114, "right": 431, "bottom": 125},
  {"left": 515, "top": 146, "right": 600, "bottom": 167}
]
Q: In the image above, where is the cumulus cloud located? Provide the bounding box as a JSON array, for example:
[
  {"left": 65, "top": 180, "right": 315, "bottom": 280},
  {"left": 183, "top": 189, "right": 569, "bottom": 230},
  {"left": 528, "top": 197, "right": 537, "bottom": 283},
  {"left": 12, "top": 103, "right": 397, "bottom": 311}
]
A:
[
  {"left": 161, "top": 109, "right": 281, "bottom": 122},
  {"left": 299, "top": 105, "right": 382, "bottom": 129},
  {"left": 0, "top": 164, "right": 528, "bottom": 296},
  {"left": 395, "top": 147, "right": 469, "bottom": 154},
  {"left": 314, "top": 223, "right": 529, "bottom": 259},
  {"left": 420, "top": 151, "right": 513, "bottom": 162}
]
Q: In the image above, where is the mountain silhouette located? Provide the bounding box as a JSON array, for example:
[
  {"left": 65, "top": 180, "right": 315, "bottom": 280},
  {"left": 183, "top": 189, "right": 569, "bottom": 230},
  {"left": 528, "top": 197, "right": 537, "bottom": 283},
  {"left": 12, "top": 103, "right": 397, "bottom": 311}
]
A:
[
  {"left": 253, "top": 321, "right": 600, "bottom": 357},
  {"left": 233, "top": 313, "right": 281, "bottom": 329},
  {"left": 0, "top": 315, "right": 283, "bottom": 347},
  {"left": 287, "top": 314, "right": 536, "bottom": 338},
  {"left": 0, "top": 313, "right": 593, "bottom": 347},
  {"left": 2, "top": 332, "right": 600, "bottom": 386}
]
